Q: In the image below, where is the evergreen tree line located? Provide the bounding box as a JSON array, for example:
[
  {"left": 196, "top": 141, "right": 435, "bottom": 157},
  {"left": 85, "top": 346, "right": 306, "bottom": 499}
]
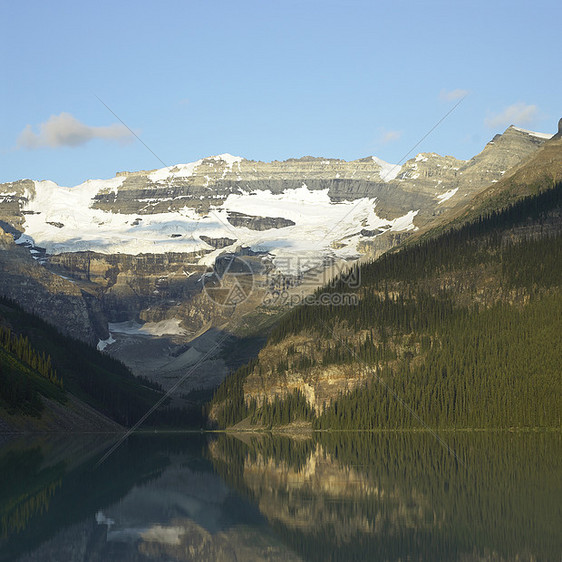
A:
[
  {"left": 0, "top": 354, "right": 44, "bottom": 417},
  {"left": 211, "top": 369, "right": 313, "bottom": 429},
  {"left": 211, "top": 289, "right": 561, "bottom": 429},
  {"left": 249, "top": 389, "right": 315, "bottom": 428},
  {"left": 209, "top": 359, "right": 257, "bottom": 428},
  {"left": 0, "top": 325, "right": 63, "bottom": 389},
  {"left": 314, "top": 294, "right": 561, "bottom": 429}
]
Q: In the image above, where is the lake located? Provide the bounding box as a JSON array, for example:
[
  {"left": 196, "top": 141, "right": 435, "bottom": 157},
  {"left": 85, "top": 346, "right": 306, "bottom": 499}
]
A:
[{"left": 0, "top": 431, "right": 560, "bottom": 561}]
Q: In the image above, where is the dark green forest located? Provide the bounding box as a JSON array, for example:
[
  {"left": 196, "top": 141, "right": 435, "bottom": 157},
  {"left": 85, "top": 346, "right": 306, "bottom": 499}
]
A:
[
  {"left": 210, "top": 181, "right": 562, "bottom": 429},
  {"left": 0, "top": 349, "right": 52, "bottom": 418},
  {"left": 0, "top": 321, "right": 66, "bottom": 417}
]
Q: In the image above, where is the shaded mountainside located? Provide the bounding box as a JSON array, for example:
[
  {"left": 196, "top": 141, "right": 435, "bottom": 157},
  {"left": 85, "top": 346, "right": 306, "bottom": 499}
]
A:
[
  {"left": 209, "top": 156, "right": 562, "bottom": 429},
  {"left": 0, "top": 298, "right": 172, "bottom": 431},
  {"left": 0, "top": 229, "right": 106, "bottom": 345}
]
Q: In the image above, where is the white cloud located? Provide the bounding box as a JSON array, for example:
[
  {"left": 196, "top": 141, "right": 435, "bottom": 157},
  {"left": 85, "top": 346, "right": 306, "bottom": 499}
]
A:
[
  {"left": 485, "top": 102, "right": 538, "bottom": 129},
  {"left": 379, "top": 129, "right": 402, "bottom": 144},
  {"left": 17, "top": 112, "right": 134, "bottom": 149},
  {"left": 439, "top": 88, "right": 468, "bottom": 102}
]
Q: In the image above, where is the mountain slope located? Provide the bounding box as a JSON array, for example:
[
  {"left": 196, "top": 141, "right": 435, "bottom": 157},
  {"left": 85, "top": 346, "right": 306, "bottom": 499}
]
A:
[
  {"left": 0, "top": 297, "right": 166, "bottom": 431},
  {"left": 412, "top": 127, "right": 562, "bottom": 242},
  {"left": 208, "top": 140, "right": 562, "bottom": 430}
]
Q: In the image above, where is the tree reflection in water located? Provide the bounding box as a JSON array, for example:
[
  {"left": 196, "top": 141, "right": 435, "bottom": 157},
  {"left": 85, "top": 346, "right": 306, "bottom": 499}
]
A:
[{"left": 0, "top": 432, "right": 559, "bottom": 561}]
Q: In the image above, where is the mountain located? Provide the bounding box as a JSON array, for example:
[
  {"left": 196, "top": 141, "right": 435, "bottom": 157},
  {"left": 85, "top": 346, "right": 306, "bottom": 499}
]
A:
[
  {"left": 0, "top": 125, "right": 555, "bottom": 397},
  {"left": 208, "top": 132, "right": 562, "bottom": 430}
]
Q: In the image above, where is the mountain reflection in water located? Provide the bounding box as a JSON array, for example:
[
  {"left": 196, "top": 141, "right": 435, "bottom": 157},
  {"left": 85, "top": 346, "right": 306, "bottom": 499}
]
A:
[{"left": 0, "top": 432, "right": 559, "bottom": 561}]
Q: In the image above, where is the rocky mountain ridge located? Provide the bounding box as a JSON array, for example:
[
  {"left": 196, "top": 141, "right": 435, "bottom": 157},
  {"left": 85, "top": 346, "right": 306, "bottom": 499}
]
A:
[{"left": 0, "top": 126, "right": 549, "bottom": 261}]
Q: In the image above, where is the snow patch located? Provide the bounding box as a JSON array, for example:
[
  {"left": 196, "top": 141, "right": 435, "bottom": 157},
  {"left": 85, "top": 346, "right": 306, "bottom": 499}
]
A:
[
  {"left": 108, "top": 319, "right": 186, "bottom": 337},
  {"left": 148, "top": 160, "right": 203, "bottom": 182},
  {"left": 208, "top": 153, "right": 243, "bottom": 168},
  {"left": 18, "top": 176, "right": 420, "bottom": 277},
  {"left": 372, "top": 156, "right": 401, "bottom": 181},
  {"left": 437, "top": 188, "right": 459, "bottom": 204},
  {"left": 511, "top": 126, "right": 553, "bottom": 140},
  {"left": 97, "top": 335, "right": 116, "bottom": 351},
  {"left": 388, "top": 210, "right": 419, "bottom": 231}
]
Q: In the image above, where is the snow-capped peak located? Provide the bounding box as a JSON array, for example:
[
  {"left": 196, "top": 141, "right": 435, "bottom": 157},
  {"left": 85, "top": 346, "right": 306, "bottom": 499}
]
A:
[
  {"left": 206, "top": 153, "right": 244, "bottom": 166},
  {"left": 147, "top": 154, "right": 244, "bottom": 183}
]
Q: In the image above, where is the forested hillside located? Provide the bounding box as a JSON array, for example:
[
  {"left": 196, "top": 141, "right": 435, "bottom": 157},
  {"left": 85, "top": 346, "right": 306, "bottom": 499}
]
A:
[
  {"left": 209, "top": 179, "right": 562, "bottom": 430},
  {"left": 0, "top": 331, "right": 64, "bottom": 419},
  {"left": 0, "top": 298, "right": 165, "bottom": 428}
]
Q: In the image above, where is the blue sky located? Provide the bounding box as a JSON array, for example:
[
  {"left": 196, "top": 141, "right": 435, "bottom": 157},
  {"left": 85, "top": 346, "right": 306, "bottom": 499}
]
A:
[{"left": 1, "top": 0, "right": 560, "bottom": 186}]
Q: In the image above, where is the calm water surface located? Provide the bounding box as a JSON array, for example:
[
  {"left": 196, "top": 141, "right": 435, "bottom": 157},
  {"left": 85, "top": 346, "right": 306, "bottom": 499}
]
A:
[{"left": 0, "top": 431, "right": 560, "bottom": 561}]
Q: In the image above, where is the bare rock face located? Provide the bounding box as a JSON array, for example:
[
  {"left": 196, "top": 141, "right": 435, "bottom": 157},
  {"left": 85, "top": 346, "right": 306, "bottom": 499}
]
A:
[
  {"left": 199, "top": 235, "right": 236, "bottom": 248},
  {"left": 0, "top": 237, "right": 104, "bottom": 344},
  {"left": 47, "top": 251, "right": 208, "bottom": 323},
  {"left": 0, "top": 179, "right": 35, "bottom": 231},
  {"left": 357, "top": 231, "right": 412, "bottom": 259},
  {"left": 238, "top": 334, "right": 370, "bottom": 413},
  {"left": 226, "top": 211, "right": 296, "bottom": 230}
]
